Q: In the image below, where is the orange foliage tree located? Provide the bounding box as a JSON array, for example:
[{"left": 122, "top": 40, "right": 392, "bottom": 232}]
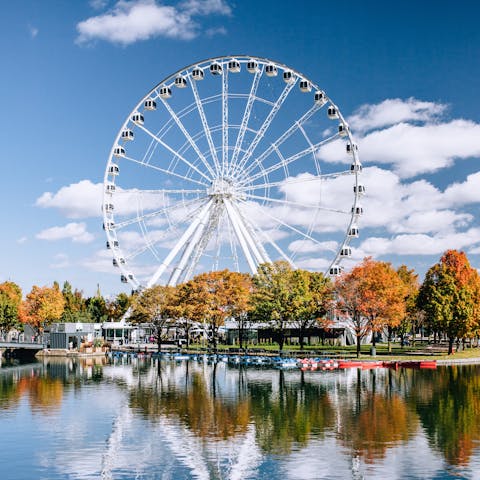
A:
[
  {"left": 418, "top": 250, "right": 480, "bottom": 354},
  {"left": 335, "top": 258, "right": 407, "bottom": 356},
  {"left": 356, "top": 258, "right": 407, "bottom": 351},
  {"left": 20, "top": 284, "right": 65, "bottom": 333},
  {"left": 180, "top": 270, "right": 251, "bottom": 350}
]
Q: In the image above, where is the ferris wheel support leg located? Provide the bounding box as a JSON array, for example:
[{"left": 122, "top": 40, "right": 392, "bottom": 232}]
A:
[
  {"left": 224, "top": 199, "right": 258, "bottom": 274},
  {"left": 147, "top": 200, "right": 213, "bottom": 287},
  {"left": 168, "top": 203, "right": 214, "bottom": 286},
  {"left": 225, "top": 200, "right": 268, "bottom": 267}
]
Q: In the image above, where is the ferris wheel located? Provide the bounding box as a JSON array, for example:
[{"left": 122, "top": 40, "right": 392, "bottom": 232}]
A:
[{"left": 103, "top": 55, "right": 363, "bottom": 289}]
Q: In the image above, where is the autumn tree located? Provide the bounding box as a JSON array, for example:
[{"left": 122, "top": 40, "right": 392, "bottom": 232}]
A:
[
  {"left": 335, "top": 267, "right": 370, "bottom": 358},
  {"left": 180, "top": 270, "right": 246, "bottom": 350},
  {"left": 0, "top": 281, "right": 22, "bottom": 337},
  {"left": 130, "top": 285, "right": 178, "bottom": 351},
  {"left": 418, "top": 250, "right": 480, "bottom": 354},
  {"left": 357, "top": 258, "right": 407, "bottom": 351},
  {"left": 20, "top": 284, "right": 65, "bottom": 333}
]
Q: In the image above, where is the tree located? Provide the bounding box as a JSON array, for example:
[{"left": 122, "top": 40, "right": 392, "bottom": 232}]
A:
[
  {"left": 0, "top": 281, "right": 22, "bottom": 338},
  {"left": 396, "top": 265, "right": 420, "bottom": 347},
  {"left": 225, "top": 272, "right": 252, "bottom": 349},
  {"left": 20, "top": 284, "right": 65, "bottom": 333},
  {"left": 334, "top": 267, "right": 370, "bottom": 358},
  {"left": 180, "top": 270, "right": 245, "bottom": 350},
  {"left": 61, "top": 281, "right": 89, "bottom": 323},
  {"left": 106, "top": 292, "right": 132, "bottom": 321},
  {"left": 130, "top": 285, "right": 178, "bottom": 351},
  {"left": 417, "top": 250, "right": 480, "bottom": 354},
  {"left": 289, "top": 270, "right": 334, "bottom": 350},
  {"left": 251, "top": 261, "right": 295, "bottom": 352},
  {"left": 356, "top": 258, "right": 407, "bottom": 352}
]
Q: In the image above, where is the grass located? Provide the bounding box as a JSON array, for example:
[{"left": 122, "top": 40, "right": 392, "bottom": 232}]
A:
[{"left": 184, "top": 341, "right": 480, "bottom": 361}]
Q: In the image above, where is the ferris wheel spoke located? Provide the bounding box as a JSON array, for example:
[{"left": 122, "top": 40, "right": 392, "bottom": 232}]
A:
[
  {"left": 240, "top": 209, "right": 295, "bottom": 268},
  {"left": 123, "top": 200, "right": 209, "bottom": 261},
  {"left": 228, "top": 67, "right": 263, "bottom": 176},
  {"left": 122, "top": 154, "right": 209, "bottom": 187},
  {"left": 148, "top": 200, "right": 214, "bottom": 287},
  {"left": 190, "top": 78, "right": 222, "bottom": 174},
  {"left": 238, "top": 198, "right": 338, "bottom": 250},
  {"left": 135, "top": 123, "right": 212, "bottom": 183},
  {"left": 181, "top": 202, "right": 224, "bottom": 283},
  {"left": 157, "top": 97, "right": 216, "bottom": 178},
  {"left": 230, "top": 78, "right": 297, "bottom": 177},
  {"left": 221, "top": 66, "right": 229, "bottom": 176},
  {"left": 242, "top": 193, "right": 350, "bottom": 214},
  {"left": 225, "top": 199, "right": 269, "bottom": 267},
  {"left": 238, "top": 103, "right": 322, "bottom": 181},
  {"left": 240, "top": 132, "right": 341, "bottom": 185},
  {"left": 239, "top": 170, "right": 351, "bottom": 193},
  {"left": 168, "top": 202, "right": 217, "bottom": 285},
  {"left": 225, "top": 212, "right": 240, "bottom": 272},
  {"left": 115, "top": 187, "right": 205, "bottom": 196},
  {"left": 114, "top": 196, "right": 207, "bottom": 230}
]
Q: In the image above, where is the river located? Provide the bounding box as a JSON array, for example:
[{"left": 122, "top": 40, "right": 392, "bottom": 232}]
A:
[{"left": 0, "top": 355, "right": 479, "bottom": 479}]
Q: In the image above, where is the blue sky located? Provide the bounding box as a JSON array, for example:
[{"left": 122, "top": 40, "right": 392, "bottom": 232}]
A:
[{"left": 1, "top": 0, "right": 480, "bottom": 297}]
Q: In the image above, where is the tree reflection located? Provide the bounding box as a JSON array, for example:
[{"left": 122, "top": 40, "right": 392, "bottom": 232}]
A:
[
  {"left": 337, "top": 369, "right": 419, "bottom": 463},
  {"left": 410, "top": 365, "right": 480, "bottom": 466},
  {"left": 249, "top": 371, "right": 335, "bottom": 454}
]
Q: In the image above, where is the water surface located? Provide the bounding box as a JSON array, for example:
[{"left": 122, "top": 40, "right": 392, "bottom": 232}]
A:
[{"left": 1, "top": 356, "right": 479, "bottom": 479}]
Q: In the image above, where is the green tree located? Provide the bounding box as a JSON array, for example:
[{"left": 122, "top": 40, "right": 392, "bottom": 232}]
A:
[
  {"left": 251, "top": 261, "right": 292, "bottom": 351},
  {"left": 106, "top": 292, "right": 132, "bottom": 321},
  {"left": 396, "top": 265, "right": 420, "bottom": 347},
  {"left": 0, "top": 281, "right": 22, "bottom": 337}
]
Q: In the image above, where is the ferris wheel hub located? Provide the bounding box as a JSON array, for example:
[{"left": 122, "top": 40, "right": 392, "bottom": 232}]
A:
[{"left": 208, "top": 177, "right": 237, "bottom": 198}]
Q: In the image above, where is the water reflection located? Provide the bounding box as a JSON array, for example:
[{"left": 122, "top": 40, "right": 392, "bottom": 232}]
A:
[{"left": 1, "top": 357, "right": 480, "bottom": 479}]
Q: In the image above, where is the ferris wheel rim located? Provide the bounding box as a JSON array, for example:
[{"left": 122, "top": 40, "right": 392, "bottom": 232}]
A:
[{"left": 103, "top": 55, "right": 363, "bottom": 289}]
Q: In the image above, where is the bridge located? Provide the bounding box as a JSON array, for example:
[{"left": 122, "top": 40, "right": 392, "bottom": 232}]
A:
[{"left": 0, "top": 341, "right": 44, "bottom": 359}]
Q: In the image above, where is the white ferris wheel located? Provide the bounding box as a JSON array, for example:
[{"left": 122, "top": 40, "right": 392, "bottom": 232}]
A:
[{"left": 103, "top": 56, "right": 364, "bottom": 290}]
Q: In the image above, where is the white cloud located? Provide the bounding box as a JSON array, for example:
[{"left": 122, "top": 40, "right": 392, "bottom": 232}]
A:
[
  {"left": 90, "top": 0, "right": 109, "bottom": 9},
  {"left": 36, "top": 179, "right": 170, "bottom": 219},
  {"left": 17, "top": 236, "right": 28, "bottom": 244},
  {"left": 442, "top": 171, "right": 480, "bottom": 207},
  {"left": 76, "top": 0, "right": 231, "bottom": 45},
  {"left": 36, "top": 222, "right": 95, "bottom": 244},
  {"left": 180, "top": 0, "right": 231, "bottom": 15},
  {"left": 348, "top": 98, "right": 446, "bottom": 133},
  {"left": 318, "top": 120, "right": 480, "bottom": 178},
  {"left": 288, "top": 239, "right": 338, "bottom": 253},
  {"left": 360, "top": 228, "right": 480, "bottom": 257},
  {"left": 36, "top": 180, "right": 102, "bottom": 218}
]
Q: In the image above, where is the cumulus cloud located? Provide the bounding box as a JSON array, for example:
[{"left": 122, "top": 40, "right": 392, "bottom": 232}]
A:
[
  {"left": 318, "top": 119, "right": 480, "bottom": 178},
  {"left": 348, "top": 98, "right": 446, "bottom": 133},
  {"left": 360, "top": 228, "right": 480, "bottom": 257},
  {"left": 36, "top": 222, "right": 95, "bottom": 243},
  {"left": 76, "top": 0, "right": 232, "bottom": 45},
  {"left": 36, "top": 179, "right": 170, "bottom": 219}
]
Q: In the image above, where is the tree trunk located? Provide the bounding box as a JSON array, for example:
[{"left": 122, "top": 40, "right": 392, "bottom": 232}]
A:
[
  {"left": 356, "top": 334, "right": 361, "bottom": 358},
  {"left": 448, "top": 336, "right": 455, "bottom": 355},
  {"left": 238, "top": 323, "right": 243, "bottom": 350},
  {"left": 278, "top": 331, "right": 285, "bottom": 352},
  {"left": 299, "top": 325, "right": 305, "bottom": 351},
  {"left": 387, "top": 326, "right": 392, "bottom": 353}
]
